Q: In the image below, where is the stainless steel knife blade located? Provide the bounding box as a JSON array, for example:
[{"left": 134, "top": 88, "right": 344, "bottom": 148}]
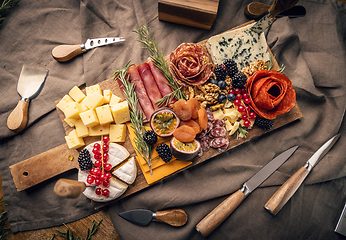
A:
[
  {"left": 264, "top": 134, "right": 341, "bottom": 215},
  {"left": 195, "top": 145, "right": 299, "bottom": 237},
  {"left": 119, "top": 209, "right": 188, "bottom": 227},
  {"left": 52, "top": 37, "right": 125, "bottom": 62}
]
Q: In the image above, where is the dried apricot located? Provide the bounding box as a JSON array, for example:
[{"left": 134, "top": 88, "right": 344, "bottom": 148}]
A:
[
  {"left": 180, "top": 119, "right": 201, "bottom": 134},
  {"left": 187, "top": 98, "right": 200, "bottom": 119},
  {"left": 173, "top": 99, "right": 192, "bottom": 121},
  {"left": 198, "top": 108, "right": 208, "bottom": 130},
  {"left": 173, "top": 125, "right": 196, "bottom": 142}
]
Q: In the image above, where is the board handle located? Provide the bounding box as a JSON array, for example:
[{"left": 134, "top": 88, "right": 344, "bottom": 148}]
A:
[
  {"left": 54, "top": 178, "right": 86, "bottom": 199},
  {"left": 52, "top": 44, "right": 85, "bottom": 62},
  {"left": 195, "top": 189, "right": 246, "bottom": 237},
  {"left": 155, "top": 209, "right": 188, "bottom": 227},
  {"left": 269, "top": 0, "right": 299, "bottom": 17},
  {"left": 7, "top": 100, "right": 29, "bottom": 132},
  {"left": 264, "top": 166, "right": 309, "bottom": 215}
]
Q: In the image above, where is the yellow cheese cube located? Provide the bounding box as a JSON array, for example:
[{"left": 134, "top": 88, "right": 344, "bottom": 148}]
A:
[
  {"left": 63, "top": 102, "right": 83, "bottom": 119},
  {"left": 88, "top": 124, "right": 110, "bottom": 136},
  {"left": 86, "top": 84, "right": 102, "bottom": 96},
  {"left": 69, "top": 86, "right": 86, "bottom": 103},
  {"left": 109, "top": 94, "right": 122, "bottom": 105},
  {"left": 109, "top": 124, "right": 126, "bottom": 142},
  {"left": 65, "top": 129, "right": 85, "bottom": 149},
  {"left": 74, "top": 119, "right": 89, "bottom": 138},
  {"left": 213, "top": 108, "right": 225, "bottom": 120},
  {"left": 79, "top": 109, "right": 99, "bottom": 127},
  {"left": 224, "top": 119, "right": 232, "bottom": 131},
  {"left": 64, "top": 117, "right": 77, "bottom": 127},
  {"left": 96, "top": 104, "right": 114, "bottom": 125},
  {"left": 56, "top": 95, "right": 74, "bottom": 111},
  {"left": 80, "top": 101, "right": 89, "bottom": 111},
  {"left": 110, "top": 101, "right": 130, "bottom": 124},
  {"left": 103, "top": 90, "right": 112, "bottom": 103},
  {"left": 82, "top": 92, "right": 108, "bottom": 110},
  {"left": 224, "top": 108, "right": 241, "bottom": 123}
]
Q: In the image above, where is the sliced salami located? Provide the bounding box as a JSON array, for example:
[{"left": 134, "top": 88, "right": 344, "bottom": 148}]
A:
[
  {"left": 210, "top": 127, "right": 227, "bottom": 138},
  {"left": 210, "top": 137, "right": 229, "bottom": 149},
  {"left": 206, "top": 108, "right": 214, "bottom": 121},
  {"left": 212, "top": 119, "right": 225, "bottom": 128},
  {"left": 199, "top": 135, "right": 210, "bottom": 151},
  {"left": 218, "top": 139, "right": 229, "bottom": 152}
]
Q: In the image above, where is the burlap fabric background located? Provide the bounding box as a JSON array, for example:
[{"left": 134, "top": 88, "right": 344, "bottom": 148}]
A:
[{"left": 0, "top": 0, "right": 345, "bottom": 239}]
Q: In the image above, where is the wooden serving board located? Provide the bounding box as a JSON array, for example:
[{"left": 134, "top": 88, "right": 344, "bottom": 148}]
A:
[{"left": 9, "top": 21, "right": 303, "bottom": 210}]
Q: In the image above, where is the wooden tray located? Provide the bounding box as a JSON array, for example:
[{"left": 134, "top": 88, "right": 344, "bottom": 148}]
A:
[{"left": 9, "top": 21, "right": 303, "bottom": 210}]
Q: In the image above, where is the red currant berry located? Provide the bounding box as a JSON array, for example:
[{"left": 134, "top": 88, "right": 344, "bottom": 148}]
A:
[
  {"left": 95, "top": 178, "right": 102, "bottom": 185},
  {"left": 234, "top": 99, "right": 241, "bottom": 106},
  {"left": 242, "top": 114, "right": 248, "bottom": 121},
  {"left": 94, "top": 153, "right": 102, "bottom": 161},
  {"left": 104, "top": 163, "right": 112, "bottom": 171},
  {"left": 234, "top": 88, "right": 241, "bottom": 95},
  {"left": 92, "top": 148, "right": 100, "bottom": 155},
  {"left": 238, "top": 105, "right": 246, "bottom": 113},
  {"left": 86, "top": 175, "right": 94, "bottom": 184},
  {"left": 228, "top": 89, "right": 235, "bottom": 94},
  {"left": 94, "top": 167, "right": 101, "bottom": 176},
  {"left": 95, "top": 188, "right": 102, "bottom": 195},
  {"left": 245, "top": 105, "right": 251, "bottom": 112},
  {"left": 236, "top": 94, "right": 242, "bottom": 100},
  {"left": 241, "top": 88, "right": 247, "bottom": 94},
  {"left": 93, "top": 143, "right": 101, "bottom": 150},
  {"left": 99, "top": 174, "right": 106, "bottom": 182},
  {"left": 103, "top": 144, "right": 109, "bottom": 152},
  {"left": 243, "top": 120, "right": 251, "bottom": 127},
  {"left": 244, "top": 98, "right": 251, "bottom": 105},
  {"left": 105, "top": 172, "right": 112, "bottom": 179},
  {"left": 94, "top": 160, "right": 102, "bottom": 167},
  {"left": 103, "top": 136, "right": 110, "bottom": 144},
  {"left": 103, "top": 152, "right": 109, "bottom": 162},
  {"left": 242, "top": 93, "right": 249, "bottom": 99},
  {"left": 103, "top": 180, "right": 110, "bottom": 188},
  {"left": 249, "top": 112, "right": 257, "bottom": 119},
  {"left": 102, "top": 189, "right": 110, "bottom": 197}
]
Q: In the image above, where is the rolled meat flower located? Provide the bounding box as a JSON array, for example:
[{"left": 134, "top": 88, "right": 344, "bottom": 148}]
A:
[
  {"left": 169, "top": 43, "right": 212, "bottom": 87},
  {"left": 246, "top": 69, "right": 296, "bottom": 120}
]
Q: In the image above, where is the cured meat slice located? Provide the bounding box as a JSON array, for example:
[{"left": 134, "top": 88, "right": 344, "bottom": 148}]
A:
[
  {"left": 199, "top": 135, "right": 210, "bottom": 152},
  {"left": 210, "top": 137, "right": 229, "bottom": 149},
  {"left": 210, "top": 127, "right": 227, "bottom": 138},
  {"left": 127, "top": 65, "right": 154, "bottom": 120},
  {"left": 246, "top": 69, "right": 296, "bottom": 120},
  {"left": 169, "top": 43, "right": 213, "bottom": 87},
  {"left": 212, "top": 119, "right": 225, "bottom": 128},
  {"left": 137, "top": 62, "right": 163, "bottom": 110},
  {"left": 147, "top": 58, "right": 175, "bottom": 107},
  {"left": 206, "top": 108, "right": 214, "bottom": 121}
]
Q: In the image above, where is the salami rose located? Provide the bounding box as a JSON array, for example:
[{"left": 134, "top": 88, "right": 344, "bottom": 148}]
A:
[
  {"left": 246, "top": 70, "right": 296, "bottom": 120},
  {"left": 169, "top": 43, "right": 212, "bottom": 87}
]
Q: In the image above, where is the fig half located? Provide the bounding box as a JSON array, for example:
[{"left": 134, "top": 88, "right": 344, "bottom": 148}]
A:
[
  {"left": 170, "top": 137, "right": 201, "bottom": 161},
  {"left": 150, "top": 108, "right": 180, "bottom": 137}
]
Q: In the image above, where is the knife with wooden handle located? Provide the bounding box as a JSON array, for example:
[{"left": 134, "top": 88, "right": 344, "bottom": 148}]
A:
[
  {"left": 264, "top": 134, "right": 341, "bottom": 215},
  {"left": 195, "top": 145, "right": 299, "bottom": 237}
]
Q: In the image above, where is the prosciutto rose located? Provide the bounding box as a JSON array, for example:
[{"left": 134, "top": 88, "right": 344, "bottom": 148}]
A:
[
  {"left": 246, "top": 69, "right": 296, "bottom": 120},
  {"left": 169, "top": 43, "right": 212, "bottom": 87}
]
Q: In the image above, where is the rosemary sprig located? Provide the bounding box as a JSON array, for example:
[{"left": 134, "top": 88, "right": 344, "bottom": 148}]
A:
[
  {"left": 0, "top": 0, "right": 20, "bottom": 25},
  {"left": 52, "top": 219, "right": 102, "bottom": 240},
  {"left": 237, "top": 126, "right": 248, "bottom": 140},
  {"left": 267, "top": 54, "right": 285, "bottom": 73},
  {"left": 133, "top": 24, "right": 186, "bottom": 107},
  {"left": 113, "top": 61, "right": 155, "bottom": 175}
]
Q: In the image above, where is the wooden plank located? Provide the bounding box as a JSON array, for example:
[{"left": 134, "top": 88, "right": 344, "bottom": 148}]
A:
[{"left": 158, "top": 0, "right": 220, "bottom": 30}]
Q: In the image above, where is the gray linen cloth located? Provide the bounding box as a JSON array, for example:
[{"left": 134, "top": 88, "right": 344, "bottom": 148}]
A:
[{"left": 0, "top": 0, "right": 345, "bottom": 239}]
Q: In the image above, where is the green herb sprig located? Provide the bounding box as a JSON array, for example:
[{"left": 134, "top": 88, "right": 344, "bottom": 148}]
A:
[
  {"left": 267, "top": 54, "right": 285, "bottom": 73},
  {"left": 0, "top": 0, "right": 20, "bottom": 25},
  {"left": 51, "top": 219, "right": 102, "bottom": 240},
  {"left": 113, "top": 61, "right": 156, "bottom": 175},
  {"left": 133, "top": 24, "right": 186, "bottom": 107}
]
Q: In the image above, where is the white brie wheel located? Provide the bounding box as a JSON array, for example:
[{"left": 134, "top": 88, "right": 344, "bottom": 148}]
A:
[{"left": 78, "top": 141, "right": 137, "bottom": 202}]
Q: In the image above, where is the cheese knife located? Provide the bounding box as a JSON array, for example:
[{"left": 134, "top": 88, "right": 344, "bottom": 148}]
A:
[
  {"left": 7, "top": 65, "right": 49, "bottom": 132},
  {"left": 52, "top": 37, "right": 125, "bottom": 62},
  {"left": 264, "top": 133, "right": 341, "bottom": 215},
  {"left": 119, "top": 209, "right": 188, "bottom": 227},
  {"left": 195, "top": 145, "right": 299, "bottom": 237}
]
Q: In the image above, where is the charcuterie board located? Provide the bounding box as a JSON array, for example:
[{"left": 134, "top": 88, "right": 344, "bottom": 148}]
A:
[{"left": 9, "top": 21, "right": 303, "bottom": 209}]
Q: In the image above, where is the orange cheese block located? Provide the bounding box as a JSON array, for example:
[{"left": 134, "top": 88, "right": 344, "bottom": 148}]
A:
[{"left": 126, "top": 123, "right": 191, "bottom": 184}]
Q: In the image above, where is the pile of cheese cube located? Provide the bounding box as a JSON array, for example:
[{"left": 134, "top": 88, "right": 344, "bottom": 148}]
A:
[{"left": 56, "top": 84, "right": 130, "bottom": 149}]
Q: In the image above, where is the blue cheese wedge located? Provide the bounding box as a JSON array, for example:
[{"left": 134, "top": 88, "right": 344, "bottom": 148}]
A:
[{"left": 206, "top": 22, "right": 270, "bottom": 69}]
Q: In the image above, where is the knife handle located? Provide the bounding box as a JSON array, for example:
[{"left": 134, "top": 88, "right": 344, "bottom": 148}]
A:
[
  {"left": 155, "top": 209, "right": 188, "bottom": 227},
  {"left": 196, "top": 189, "right": 246, "bottom": 237},
  {"left": 264, "top": 166, "right": 309, "bottom": 215},
  {"left": 7, "top": 100, "right": 29, "bottom": 132},
  {"left": 52, "top": 44, "right": 84, "bottom": 62}
]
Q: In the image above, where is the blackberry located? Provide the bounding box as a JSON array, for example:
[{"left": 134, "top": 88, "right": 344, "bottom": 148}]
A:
[
  {"left": 255, "top": 117, "right": 274, "bottom": 130},
  {"left": 78, "top": 149, "right": 92, "bottom": 171},
  {"left": 143, "top": 130, "right": 157, "bottom": 145},
  {"left": 156, "top": 143, "right": 172, "bottom": 163},
  {"left": 223, "top": 59, "right": 238, "bottom": 77},
  {"left": 214, "top": 64, "right": 227, "bottom": 81},
  {"left": 232, "top": 72, "right": 247, "bottom": 89}
]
